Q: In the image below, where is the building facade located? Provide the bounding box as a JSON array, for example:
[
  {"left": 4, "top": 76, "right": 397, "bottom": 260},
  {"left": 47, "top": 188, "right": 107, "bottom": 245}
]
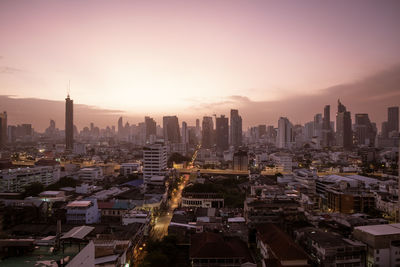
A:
[
  {"left": 65, "top": 94, "right": 74, "bottom": 151},
  {"left": 143, "top": 143, "right": 167, "bottom": 185},
  {"left": 202, "top": 116, "right": 214, "bottom": 149},
  {"left": 336, "top": 100, "right": 352, "bottom": 149},
  {"left": 216, "top": 115, "right": 229, "bottom": 151},
  {"left": 230, "top": 109, "right": 242, "bottom": 148},
  {"left": 0, "top": 165, "right": 61, "bottom": 192},
  {"left": 163, "top": 116, "right": 181, "bottom": 143}
]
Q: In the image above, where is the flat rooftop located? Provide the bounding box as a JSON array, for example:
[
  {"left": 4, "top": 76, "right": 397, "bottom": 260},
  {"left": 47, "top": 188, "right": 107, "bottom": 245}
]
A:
[
  {"left": 80, "top": 167, "right": 98, "bottom": 171},
  {"left": 66, "top": 200, "right": 92, "bottom": 208},
  {"left": 354, "top": 223, "right": 400, "bottom": 236},
  {"left": 39, "top": 191, "right": 63, "bottom": 196}
]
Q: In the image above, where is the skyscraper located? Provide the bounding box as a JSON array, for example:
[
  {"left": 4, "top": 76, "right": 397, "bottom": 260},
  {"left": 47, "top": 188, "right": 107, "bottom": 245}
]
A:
[
  {"left": 65, "top": 94, "right": 74, "bottom": 150},
  {"left": 313, "top": 113, "right": 323, "bottom": 139},
  {"left": 216, "top": 115, "right": 229, "bottom": 151},
  {"left": 323, "top": 105, "right": 331, "bottom": 130},
  {"left": 118, "top": 117, "right": 124, "bottom": 138},
  {"left": 163, "top": 116, "right": 181, "bottom": 143},
  {"left": 0, "top": 111, "right": 7, "bottom": 147},
  {"left": 322, "top": 105, "right": 333, "bottom": 147},
  {"left": 381, "top": 121, "right": 389, "bottom": 138},
  {"left": 258, "top": 125, "right": 267, "bottom": 138},
  {"left": 195, "top": 118, "right": 201, "bottom": 140},
  {"left": 304, "top": 121, "right": 314, "bottom": 141},
  {"left": 388, "top": 106, "right": 399, "bottom": 135},
  {"left": 277, "top": 117, "right": 294, "bottom": 149},
  {"left": 145, "top": 116, "right": 157, "bottom": 139},
  {"left": 202, "top": 116, "right": 214, "bottom": 149},
  {"left": 181, "top": 121, "right": 189, "bottom": 144},
  {"left": 336, "top": 100, "right": 352, "bottom": 149},
  {"left": 354, "top": 113, "right": 376, "bottom": 146},
  {"left": 230, "top": 109, "right": 242, "bottom": 148}
]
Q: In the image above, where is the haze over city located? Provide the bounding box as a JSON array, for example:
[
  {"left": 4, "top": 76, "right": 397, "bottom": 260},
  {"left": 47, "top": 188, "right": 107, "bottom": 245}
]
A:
[{"left": 1, "top": 0, "right": 400, "bottom": 131}]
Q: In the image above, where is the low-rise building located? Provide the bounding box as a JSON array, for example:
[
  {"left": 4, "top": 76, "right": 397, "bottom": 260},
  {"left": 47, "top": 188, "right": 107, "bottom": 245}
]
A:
[
  {"left": 244, "top": 197, "right": 303, "bottom": 227},
  {"left": 256, "top": 224, "right": 310, "bottom": 267},
  {"left": 98, "top": 200, "right": 135, "bottom": 223},
  {"left": 120, "top": 162, "right": 141, "bottom": 176},
  {"left": 122, "top": 210, "right": 151, "bottom": 225},
  {"left": 190, "top": 232, "right": 256, "bottom": 267},
  {"left": 0, "top": 165, "right": 61, "bottom": 192},
  {"left": 66, "top": 199, "right": 100, "bottom": 224},
  {"left": 296, "top": 227, "right": 366, "bottom": 266},
  {"left": 269, "top": 152, "right": 293, "bottom": 173},
  {"left": 78, "top": 167, "right": 103, "bottom": 184},
  {"left": 326, "top": 189, "right": 375, "bottom": 214},
  {"left": 181, "top": 192, "right": 224, "bottom": 208},
  {"left": 233, "top": 150, "right": 248, "bottom": 171},
  {"left": 38, "top": 191, "right": 67, "bottom": 202}
]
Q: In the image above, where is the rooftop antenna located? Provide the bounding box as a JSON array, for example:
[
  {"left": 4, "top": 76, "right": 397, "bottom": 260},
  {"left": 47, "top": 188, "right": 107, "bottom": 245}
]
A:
[{"left": 67, "top": 80, "right": 71, "bottom": 98}]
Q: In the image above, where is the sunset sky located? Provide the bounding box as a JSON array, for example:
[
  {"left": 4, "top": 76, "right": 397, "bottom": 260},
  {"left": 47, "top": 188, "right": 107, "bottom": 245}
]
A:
[{"left": 1, "top": 0, "right": 400, "bottom": 131}]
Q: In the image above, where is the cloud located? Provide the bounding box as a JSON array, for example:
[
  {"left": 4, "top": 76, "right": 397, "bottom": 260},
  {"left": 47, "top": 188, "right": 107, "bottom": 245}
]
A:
[
  {"left": 187, "top": 64, "right": 400, "bottom": 128},
  {"left": 0, "top": 66, "right": 22, "bottom": 74}
]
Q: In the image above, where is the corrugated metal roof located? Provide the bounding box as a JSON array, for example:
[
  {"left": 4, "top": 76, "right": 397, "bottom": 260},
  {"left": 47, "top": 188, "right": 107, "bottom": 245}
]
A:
[
  {"left": 61, "top": 226, "right": 95, "bottom": 240},
  {"left": 94, "top": 254, "right": 119, "bottom": 264}
]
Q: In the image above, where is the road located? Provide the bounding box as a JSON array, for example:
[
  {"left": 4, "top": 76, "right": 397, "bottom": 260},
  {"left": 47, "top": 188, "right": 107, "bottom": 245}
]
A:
[
  {"left": 151, "top": 174, "right": 189, "bottom": 240},
  {"left": 151, "top": 146, "right": 199, "bottom": 240}
]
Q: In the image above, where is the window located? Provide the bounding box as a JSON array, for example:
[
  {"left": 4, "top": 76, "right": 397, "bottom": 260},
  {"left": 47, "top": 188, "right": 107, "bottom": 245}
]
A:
[
  {"left": 376, "top": 249, "right": 380, "bottom": 254},
  {"left": 376, "top": 257, "right": 380, "bottom": 261}
]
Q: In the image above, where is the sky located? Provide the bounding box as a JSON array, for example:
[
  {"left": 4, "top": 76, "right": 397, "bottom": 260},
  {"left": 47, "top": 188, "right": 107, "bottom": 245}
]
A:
[{"left": 1, "top": 0, "right": 400, "bottom": 131}]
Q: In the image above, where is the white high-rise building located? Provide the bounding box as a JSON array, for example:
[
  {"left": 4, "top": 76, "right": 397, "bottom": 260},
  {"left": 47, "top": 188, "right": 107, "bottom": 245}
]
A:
[
  {"left": 143, "top": 143, "right": 167, "bottom": 185},
  {"left": 277, "top": 117, "right": 294, "bottom": 149}
]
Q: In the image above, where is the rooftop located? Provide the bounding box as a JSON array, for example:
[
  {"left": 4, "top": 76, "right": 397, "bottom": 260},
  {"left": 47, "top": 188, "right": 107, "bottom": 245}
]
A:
[
  {"left": 39, "top": 191, "right": 63, "bottom": 196},
  {"left": 61, "top": 225, "right": 95, "bottom": 240},
  {"left": 354, "top": 223, "right": 400, "bottom": 236},
  {"left": 66, "top": 200, "right": 92, "bottom": 208},
  {"left": 299, "top": 227, "right": 350, "bottom": 247},
  {"left": 257, "top": 224, "right": 309, "bottom": 261}
]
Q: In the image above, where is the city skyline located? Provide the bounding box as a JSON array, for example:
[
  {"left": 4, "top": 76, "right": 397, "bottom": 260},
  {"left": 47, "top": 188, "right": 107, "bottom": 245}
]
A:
[{"left": 1, "top": 95, "right": 399, "bottom": 134}]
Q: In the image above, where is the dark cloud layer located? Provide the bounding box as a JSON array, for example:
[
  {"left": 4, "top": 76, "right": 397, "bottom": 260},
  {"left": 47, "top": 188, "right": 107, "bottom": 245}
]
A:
[
  {"left": 189, "top": 64, "right": 400, "bottom": 129},
  {"left": 1, "top": 64, "right": 399, "bottom": 131}
]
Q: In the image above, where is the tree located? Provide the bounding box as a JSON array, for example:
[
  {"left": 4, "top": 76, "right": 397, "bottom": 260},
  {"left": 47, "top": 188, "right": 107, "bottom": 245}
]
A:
[
  {"left": 139, "top": 235, "right": 185, "bottom": 267},
  {"left": 128, "top": 173, "right": 139, "bottom": 180},
  {"left": 23, "top": 182, "right": 45, "bottom": 198},
  {"left": 45, "top": 177, "right": 78, "bottom": 190}
]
